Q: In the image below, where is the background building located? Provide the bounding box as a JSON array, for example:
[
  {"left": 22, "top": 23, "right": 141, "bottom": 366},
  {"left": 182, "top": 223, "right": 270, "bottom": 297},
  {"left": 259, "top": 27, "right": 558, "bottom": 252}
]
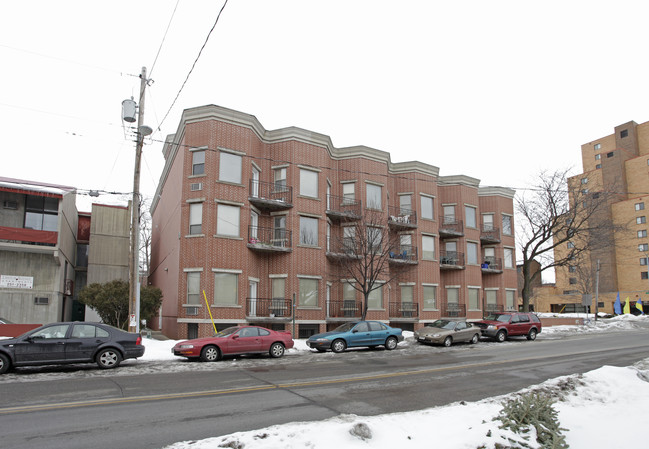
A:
[{"left": 149, "top": 105, "right": 518, "bottom": 340}]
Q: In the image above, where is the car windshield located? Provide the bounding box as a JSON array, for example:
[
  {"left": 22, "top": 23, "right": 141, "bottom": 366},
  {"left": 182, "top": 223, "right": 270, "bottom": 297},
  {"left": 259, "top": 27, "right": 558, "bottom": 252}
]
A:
[
  {"left": 214, "top": 327, "right": 239, "bottom": 337},
  {"left": 484, "top": 314, "right": 512, "bottom": 323},
  {"left": 428, "top": 320, "right": 457, "bottom": 330},
  {"left": 333, "top": 322, "right": 358, "bottom": 333}
]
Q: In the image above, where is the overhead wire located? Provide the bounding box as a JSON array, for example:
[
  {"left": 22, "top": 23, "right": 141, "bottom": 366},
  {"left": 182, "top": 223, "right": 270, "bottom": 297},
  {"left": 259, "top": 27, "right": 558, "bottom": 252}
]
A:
[{"left": 149, "top": 0, "right": 181, "bottom": 78}]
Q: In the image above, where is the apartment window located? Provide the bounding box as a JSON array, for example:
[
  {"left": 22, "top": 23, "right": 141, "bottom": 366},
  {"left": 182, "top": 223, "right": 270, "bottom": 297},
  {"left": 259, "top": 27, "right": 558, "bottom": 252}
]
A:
[
  {"left": 300, "top": 168, "right": 318, "bottom": 198},
  {"left": 569, "top": 265, "right": 577, "bottom": 273},
  {"left": 216, "top": 204, "right": 240, "bottom": 237},
  {"left": 607, "top": 152, "right": 614, "bottom": 158},
  {"left": 504, "top": 248, "right": 514, "bottom": 268},
  {"left": 274, "top": 167, "right": 287, "bottom": 189},
  {"left": 639, "top": 230, "right": 647, "bottom": 238},
  {"left": 219, "top": 151, "right": 242, "bottom": 184},
  {"left": 342, "top": 183, "right": 355, "bottom": 203},
  {"left": 189, "top": 203, "right": 203, "bottom": 235},
  {"left": 298, "top": 278, "right": 318, "bottom": 307},
  {"left": 465, "top": 205, "right": 477, "bottom": 228},
  {"left": 214, "top": 272, "right": 238, "bottom": 306},
  {"left": 467, "top": 242, "right": 478, "bottom": 265},
  {"left": 506, "top": 290, "right": 516, "bottom": 311},
  {"left": 343, "top": 226, "right": 355, "bottom": 251},
  {"left": 639, "top": 244, "right": 649, "bottom": 252},
  {"left": 187, "top": 272, "right": 200, "bottom": 304},
  {"left": 636, "top": 203, "right": 645, "bottom": 211},
  {"left": 443, "top": 205, "right": 455, "bottom": 222},
  {"left": 25, "top": 196, "right": 59, "bottom": 232},
  {"left": 567, "top": 241, "right": 575, "bottom": 249},
  {"left": 272, "top": 277, "right": 286, "bottom": 301},
  {"left": 368, "top": 284, "right": 383, "bottom": 309},
  {"left": 366, "top": 184, "right": 382, "bottom": 209},
  {"left": 274, "top": 216, "right": 287, "bottom": 244},
  {"left": 637, "top": 216, "right": 646, "bottom": 225},
  {"left": 399, "top": 194, "right": 412, "bottom": 214},
  {"left": 447, "top": 287, "right": 459, "bottom": 305},
  {"left": 468, "top": 287, "right": 480, "bottom": 310},
  {"left": 569, "top": 278, "right": 577, "bottom": 285},
  {"left": 299, "top": 216, "right": 318, "bottom": 246},
  {"left": 596, "top": 164, "right": 602, "bottom": 169},
  {"left": 595, "top": 154, "right": 601, "bottom": 160},
  {"left": 422, "top": 235, "right": 435, "bottom": 260},
  {"left": 401, "top": 285, "right": 414, "bottom": 305},
  {"left": 423, "top": 285, "right": 437, "bottom": 310},
  {"left": 594, "top": 143, "right": 601, "bottom": 150},
  {"left": 485, "top": 290, "right": 497, "bottom": 308},
  {"left": 640, "top": 258, "right": 648, "bottom": 266},
  {"left": 621, "top": 129, "right": 628, "bottom": 138},
  {"left": 421, "top": 195, "right": 434, "bottom": 220},
  {"left": 192, "top": 150, "right": 205, "bottom": 175},
  {"left": 581, "top": 177, "right": 588, "bottom": 184},
  {"left": 367, "top": 226, "right": 382, "bottom": 253},
  {"left": 642, "top": 272, "right": 649, "bottom": 280},
  {"left": 483, "top": 214, "right": 494, "bottom": 230},
  {"left": 502, "top": 214, "right": 512, "bottom": 235}
]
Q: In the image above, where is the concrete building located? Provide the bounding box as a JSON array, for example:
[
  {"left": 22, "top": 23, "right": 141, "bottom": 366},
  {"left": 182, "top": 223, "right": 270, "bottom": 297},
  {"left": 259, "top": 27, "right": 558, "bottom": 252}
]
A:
[
  {"left": 149, "top": 105, "right": 518, "bottom": 340},
  {"left": 552, "top": 120, "right": 649, "bottom": 314},
  {"left": 0, "top": 177, "right": 130, "bottom": 324}
]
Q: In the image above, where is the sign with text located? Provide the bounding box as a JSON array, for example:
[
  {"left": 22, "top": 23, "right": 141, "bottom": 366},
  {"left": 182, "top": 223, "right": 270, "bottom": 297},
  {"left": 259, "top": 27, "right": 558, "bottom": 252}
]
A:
[{"left": 0, "top": 275, "right": 34, "bottom": 289}]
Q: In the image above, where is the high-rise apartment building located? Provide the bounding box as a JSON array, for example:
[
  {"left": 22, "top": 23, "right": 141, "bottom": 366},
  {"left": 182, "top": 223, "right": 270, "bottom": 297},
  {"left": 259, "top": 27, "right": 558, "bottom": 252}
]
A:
[
  {"left": 149, "top": 105, "right": 517, "bottom": 339},
  {"left": 552, "top": 120, "right": 649, "bottom": 313}
]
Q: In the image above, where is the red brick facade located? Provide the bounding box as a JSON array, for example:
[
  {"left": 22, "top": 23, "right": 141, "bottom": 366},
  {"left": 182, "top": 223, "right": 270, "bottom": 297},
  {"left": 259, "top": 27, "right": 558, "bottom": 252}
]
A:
[{"left": 149, "top": 105, "right": 517, "bottom": 340}]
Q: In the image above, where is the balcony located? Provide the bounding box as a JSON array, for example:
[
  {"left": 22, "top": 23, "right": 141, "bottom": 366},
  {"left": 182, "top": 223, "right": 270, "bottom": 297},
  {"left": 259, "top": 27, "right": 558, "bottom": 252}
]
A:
[
  {"left": 485, "top": 303, "right": 504, "bottom": 314},
  {"left": 388, "top": 245, "right": 418, "bottom": 265},
  {"left": 326, "top": 195, "right": 362, "bottom": 222},
  {"left": 442, "top": 303, "right": 467, "bottom": 318},
  {"left": 0, "top": 226, "right": 58, "bottom": 252},
  {"left": 247, "top": 226, "right": 292, "bottom": 253},
  {"left": 246, "top": 298, "right": 292, "bottom": 319},
  {"left": 388, "top": 206, "right": 417, "bottom": 230},
  {"left": 248, "top": 180, "right": 293, "bottom": 211},
  {"left": 327, "top": 300, "right": 362, "bottom": 319},
  {"left": 388, "top": 302, "right": 419, "bottom": 319},
  {"left": 481, "top": 256, "right": 503, "bottom": 274},
  {"left": 439, "top": 250, "right": 465, "bottom": 270},
  {"left": 326, "top": 238, "right": 361, "bottom": 260},
  {"left": 480, "top": 226, "right": 501, "bottom": 244},
  {"left": 439, "top": 218, "right": 464, "bottom": 238}
]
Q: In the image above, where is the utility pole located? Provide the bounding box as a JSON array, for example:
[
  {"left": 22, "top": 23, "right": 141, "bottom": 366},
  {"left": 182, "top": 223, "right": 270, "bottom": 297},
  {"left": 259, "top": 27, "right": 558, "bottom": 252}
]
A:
[{"left": 128, "top": 67, "right": 148, "bottom": 334}]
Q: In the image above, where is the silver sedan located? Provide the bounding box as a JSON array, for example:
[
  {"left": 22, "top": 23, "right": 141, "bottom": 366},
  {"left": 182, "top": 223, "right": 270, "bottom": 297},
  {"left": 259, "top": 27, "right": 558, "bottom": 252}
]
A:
[{"left": 414, "top": 319, "right": 481, "bottom": 347}]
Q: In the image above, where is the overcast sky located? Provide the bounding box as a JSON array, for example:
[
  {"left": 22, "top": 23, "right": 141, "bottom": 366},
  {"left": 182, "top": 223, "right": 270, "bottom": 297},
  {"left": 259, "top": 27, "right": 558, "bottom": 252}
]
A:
[{"left": 2, "top": 0, "right": 648, "bottom": 212}]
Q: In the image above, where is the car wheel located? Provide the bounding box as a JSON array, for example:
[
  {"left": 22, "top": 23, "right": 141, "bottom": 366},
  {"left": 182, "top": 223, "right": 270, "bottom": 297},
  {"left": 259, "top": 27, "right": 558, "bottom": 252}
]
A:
[
  {"left": 385, "top": 336, "right": 398, "bottom": 350},
  {"left": 200, "top": 345, "right": 220, "bottom": 362},
  {"left": 471, "top": 333, "right": 480, "bottom": 344},
  {"left": 269, "top": 342, "right": 285, "bottom": 358},
  {"left": 443, "top": 336, "right": 453, "bottom": 347},
  {"left": 527, "top": 328, "right": 538, "bottom": 341},
  {"left": 496, "top": 330, "right": 507, "bottom": 343},
  {"left": 96, "top": 348, "right": 122, "bottom": 369},
  {"left": 331, "top": 339, "right": 346, "bottom": 353},
  {"left": 0, "top": 353, "right": 11, "bottom": 374}
]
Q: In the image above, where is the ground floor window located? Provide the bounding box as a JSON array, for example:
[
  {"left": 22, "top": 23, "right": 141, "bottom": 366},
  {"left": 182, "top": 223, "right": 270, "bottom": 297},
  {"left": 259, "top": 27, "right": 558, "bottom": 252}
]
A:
[
  {"left": 187, "top": 323, "right": 198, "bottom": 339},
  {"left": 298, "top": 324, "right": 320, "bottom": 339}
]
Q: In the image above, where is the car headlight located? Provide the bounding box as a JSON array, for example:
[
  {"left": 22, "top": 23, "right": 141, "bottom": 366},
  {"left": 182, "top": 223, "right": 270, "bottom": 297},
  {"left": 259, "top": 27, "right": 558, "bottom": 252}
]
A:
[
  {"left": 432, "top": 333, "right": 441, "bottom": 338},
  {"left": 487, "top": 325, "right": 496, "bottom": 330},
  {"left": 316, "top": 338, "right": 330, "bottom": 342},
  {"left": 177, "top": 344, "right": 194, "bottom": 349}
]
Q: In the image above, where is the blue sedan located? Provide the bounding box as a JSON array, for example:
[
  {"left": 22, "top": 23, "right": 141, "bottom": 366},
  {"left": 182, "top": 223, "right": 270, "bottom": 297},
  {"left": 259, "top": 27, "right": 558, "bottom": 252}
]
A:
[{"left": 307, "top": 321, "right": 403, "bottom": 353}]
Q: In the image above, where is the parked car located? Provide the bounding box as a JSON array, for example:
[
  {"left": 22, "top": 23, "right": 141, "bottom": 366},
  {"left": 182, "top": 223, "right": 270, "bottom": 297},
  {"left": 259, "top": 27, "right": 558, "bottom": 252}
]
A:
[
  {"left": 414, "top": 319, "right": 481, "bottom": 346},
  {"left": 473, "top": 312, "right": 542, "bottom": 342},
  {"left": 306, "top": 321, "right": 403, "bottom": 353},
  {"left": 0, "top": 322, "right": 145, "bottom": 374},
  {"left": 172, "top": 325, "right": 294, "bottom": 362}
]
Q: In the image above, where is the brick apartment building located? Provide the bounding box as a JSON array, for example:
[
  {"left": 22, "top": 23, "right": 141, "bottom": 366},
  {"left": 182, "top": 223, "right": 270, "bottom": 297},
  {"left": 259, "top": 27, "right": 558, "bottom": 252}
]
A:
[
  {"left": 550, "top": 120, "right": 649, "bottom": 314},
  {"left": 149, "top": 105, "right": 518, "bottom": 340}
]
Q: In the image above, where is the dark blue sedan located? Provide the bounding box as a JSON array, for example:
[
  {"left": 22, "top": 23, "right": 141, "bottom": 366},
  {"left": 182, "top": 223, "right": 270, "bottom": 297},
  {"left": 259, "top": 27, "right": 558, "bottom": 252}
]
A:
[{"left": 307, "top": 321, "right": 403, "bottom": 353}]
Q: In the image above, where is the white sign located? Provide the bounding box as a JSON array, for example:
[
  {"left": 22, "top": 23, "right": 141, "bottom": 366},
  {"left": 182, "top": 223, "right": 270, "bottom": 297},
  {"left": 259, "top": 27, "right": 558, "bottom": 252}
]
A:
[
  {"left": 0, "top": 275, "right": 34, "bottom": 289},
  {"left": 129, "top": 314, "right": 137, "bottom": 327}
]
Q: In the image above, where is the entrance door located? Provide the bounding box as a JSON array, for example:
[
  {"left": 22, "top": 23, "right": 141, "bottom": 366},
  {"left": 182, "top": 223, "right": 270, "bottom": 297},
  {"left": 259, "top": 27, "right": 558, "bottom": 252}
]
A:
[{"left": 249, "top": 280, "right": 258, "bottom": 317}]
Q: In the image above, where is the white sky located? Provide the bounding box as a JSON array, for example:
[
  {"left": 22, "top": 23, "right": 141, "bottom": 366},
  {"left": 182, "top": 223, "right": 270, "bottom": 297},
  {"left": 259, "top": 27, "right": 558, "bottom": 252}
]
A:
[{"left": 2, "top": 0, "right": 649, "bottom": 213}]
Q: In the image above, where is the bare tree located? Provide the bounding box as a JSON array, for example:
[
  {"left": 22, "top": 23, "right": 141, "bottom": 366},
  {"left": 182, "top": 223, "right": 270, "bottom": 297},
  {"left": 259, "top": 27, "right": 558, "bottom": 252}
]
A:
[
  {"left": 139, "top": 196, "right": 152, "bottom": 277},
  {"left": 517, "top": 168, "right": 623, "bottom": 311},
  {"left": 327, "top": 210, "right": 413, "bottom": 320}
]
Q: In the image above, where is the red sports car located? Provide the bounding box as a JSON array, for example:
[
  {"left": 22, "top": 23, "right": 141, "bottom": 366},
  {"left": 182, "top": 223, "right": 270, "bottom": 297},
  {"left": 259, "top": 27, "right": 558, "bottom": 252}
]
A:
[{"left": 172, "top": 325, "right": 294, "bottom": 362}]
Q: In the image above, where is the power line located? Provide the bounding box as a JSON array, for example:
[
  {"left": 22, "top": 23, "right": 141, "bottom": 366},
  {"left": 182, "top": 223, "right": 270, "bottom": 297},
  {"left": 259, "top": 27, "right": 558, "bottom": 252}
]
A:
[
  {"left": 149, "top": 0, "right": 181, "bottom": 78},
  {"left": 156, "top": 0, "right": 230, "bottom": 133}
]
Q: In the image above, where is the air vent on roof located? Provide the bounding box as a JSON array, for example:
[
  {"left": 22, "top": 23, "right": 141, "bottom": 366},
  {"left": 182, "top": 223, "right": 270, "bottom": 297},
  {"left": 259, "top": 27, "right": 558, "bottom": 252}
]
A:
[
  {"left": 3, "top": 200, "right": 18, "bottom": 210},
  {"left": 190, "top": 183, "right": 203, "bottom": 191}
]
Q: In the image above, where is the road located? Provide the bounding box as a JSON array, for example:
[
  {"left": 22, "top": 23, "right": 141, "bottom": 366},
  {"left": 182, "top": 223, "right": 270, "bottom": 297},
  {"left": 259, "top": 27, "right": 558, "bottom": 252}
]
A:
[{"left": 1, "top": 328, "right": 649, "bottom": 449}]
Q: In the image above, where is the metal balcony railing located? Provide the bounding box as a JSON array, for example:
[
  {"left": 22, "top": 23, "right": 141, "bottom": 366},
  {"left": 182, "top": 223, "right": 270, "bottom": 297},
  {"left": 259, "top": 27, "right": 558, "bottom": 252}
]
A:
[
  {"left": 326, "top": 195, "right": 362, "bottom": 221},
  {"left": 249, "top": 180, "right": 293, "bottom": 210},
  {"left": 247, "top": 226, "right": 292, "bottom": 252},
  {"left": 439, "top": 217, "right": 464, "bottom": 238},
  {"left": 388, "top": 206, "right": 417, "bottom": 229},
  {"left": 327, "top": 300, "right": 363, "bottom": 318},
  {"left": 481, "top": 256, "right": 503, "bottom": 272},
  {"left": 388, "top": 245, "right": 418, "bottom": 264},
  {"left": 388, "top": 302, "right": 419, "bottom": 318},
  {"left": 440, "top": 250, "right": 465, "bottom": 268},
  {"left": 480, "top": 226, "right": 501, "bottom": 243},
  {"left": 442, "top": 303, "right": 467, "bottom": 318},
  {"left": 246, "top": 298, "right": 292, "bottom": 318}
]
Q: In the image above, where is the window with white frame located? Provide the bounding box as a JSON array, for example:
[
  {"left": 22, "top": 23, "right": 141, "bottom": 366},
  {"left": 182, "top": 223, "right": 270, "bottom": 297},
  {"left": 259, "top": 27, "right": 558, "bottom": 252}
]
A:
[
  {"left": 636, "top": 203, "right": 645, "bottom": 211},
  {"left": 214, "top": 272, "right": 238, "bottom": 305},
  {"left": 299, "top": 216, "right": 318, "bottom": 246},
  {"left": 443, "top": 205, "right": 455, "bottom": 222},
  {"left": 343, "top": 226, "right": 355, "bottom": 252},
  {"left": 367, "top": 226, "right": 382, "bottom": 253},
  {"left": 595, "top": 154, "right": 601, "bottom": 160},
  {"left": 422, "top": 235, "right": 435, "bottom": 260},
  {"left": 368, "top": 283, "right": 383, "bottom": 309},
  {"left": 639, "top": 243, "right": 649, "bottom": 252},
  {"left": 504, "top": 248, "right": 514, "bottom": 268},
  {"left": 217, "top": 204, "right": 240, "bottom": 237},
  {"left": 506, "top": 290, "right": 516, "bottom": 310},
  {"left": 637, "top": 216, "right": 646, "bottom": 224},
  {"left": 299, "top": 278, "right": 318, "bottom": 307},
  {"left": 639, "top": 230, "right": 647, "bottom": 238},
  {"left": 423, "top": 285, "right": 437, "bottom": 309},
  {"left": 189, "top": 203, "right": 203, "bottom": 235},
  {"left": 399, "top": 194, "right": 412, "bottom": 214},
  {"left": 192, "top": 150, "right": 205, "bottom": 175},
  {"left": 594, "top": 143, "right": 601, "bottom": 150},
  {"left": 187, "top": 272, "right": 200, "bottom": 304},
  {"left": 219, "top": 151, "right": 242, "bottom": 184},
  {"left": 482, "top": 214, "right": 494, "bottom": 230},
  {"left": 272, "top": 277, "right": 285, "bottom": 300},
  {"left": 465, "top": 205, "right": 477, "bottom": 228},
  {"left": 421, "top": 195, "right": 434, "bottom": 220},
  {"left": 401, "top": 285, "right": 413, "bottom": 305},
  {"left": 486, "top": 290, "right": 497, "bottom": 308},
  {"left": 468, "top": 287, "right": 480, "bottom": 310},
  {"left": 342, "top": 182, "right": 355, "bottom": 203},
  {"left": 366, "top": 183, "right": 382, "bottom": 209},
  {"left": 300, "top": 168, "right": 318, "bottom": 198},
  {"left": 467, "top": 242, "right": 478, "bottom": 265},
  {"left": 446, "top": 287, "right": 459, "bottom": 305},
  {"left": 502, "top": 214, "right": 512, "bottom": 235},
  {"left": 274, "top": 167, "right": 287, "bottom": 190},
  {"left": 581, "top": 177, "right": 588, "bottom": 184},
  {"left": 343, "top": 282, "right": 356, "bottom": 301}
]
